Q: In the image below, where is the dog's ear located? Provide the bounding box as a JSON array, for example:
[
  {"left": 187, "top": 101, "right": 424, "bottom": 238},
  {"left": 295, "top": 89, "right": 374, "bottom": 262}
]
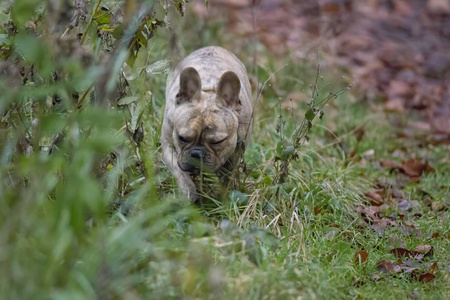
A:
[
  {"left": 177, "top": 67, "right": 202, "bottom": 105},
  {"left": 216, "top": 71, "right": 241, "bottom": 110}
]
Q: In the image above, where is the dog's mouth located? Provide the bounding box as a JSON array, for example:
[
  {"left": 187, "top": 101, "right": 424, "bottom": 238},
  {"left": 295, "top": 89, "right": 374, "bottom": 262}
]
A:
[{"left": 178, "top": 159, "right": 216, "bottom": 174}]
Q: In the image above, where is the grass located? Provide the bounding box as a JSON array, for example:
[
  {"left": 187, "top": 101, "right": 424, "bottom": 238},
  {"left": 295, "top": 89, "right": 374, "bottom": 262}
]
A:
[{"left": 1, "top": 1, "right": 449, "bottom": 299}]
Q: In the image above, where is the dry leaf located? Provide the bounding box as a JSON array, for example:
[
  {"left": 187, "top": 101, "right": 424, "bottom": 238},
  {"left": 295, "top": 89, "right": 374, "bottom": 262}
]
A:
[
  {"left": 414, "top": 245, "right": 434, "bottom": 257},
  {"left": 370, "top": 273, "right": 381, "bottom": 281},
  {"left": 377, "top": 260, "right": 401, "bottom": 273},
  {"left": 371, "top": 219, "right": 396, "bottom": 235},
  {"left": 402, "top": 158, "right": 428, "bottom": 177},
  {"left": 389, "top": 248, "right": 422, "bottom": 259},
  {"left": 381, "top": 160, "right": 403, "bottom": 170},
  {"left": 418, "top": 273, "right": 436, "bottom": 283},
  {"left": 431, "top": 201, "right": 445, "bottom": 211},
  {"left": 398, "top": 200, "right": 412, "bottom": 211},
  {"left": 365, "top": 188, "right": 385, "bottom": 206},
  {"left": 409, "top": 291, "right": 420, "bottom": 299},
  {"left": 354, "top": 250, "right": 369, "bottom": 264},
  {"left": 429, "top": 262, "right": 439, "bottom": 274}
]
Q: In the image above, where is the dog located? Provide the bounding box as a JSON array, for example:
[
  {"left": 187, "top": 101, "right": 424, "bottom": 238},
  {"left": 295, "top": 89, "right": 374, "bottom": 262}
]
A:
[{"left": 161, "top": 46, "right": 253, "bottom": 202}]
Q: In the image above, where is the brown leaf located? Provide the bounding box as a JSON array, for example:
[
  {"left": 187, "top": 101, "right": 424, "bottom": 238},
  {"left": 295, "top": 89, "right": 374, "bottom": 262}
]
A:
[
  {"left": 423, "top": 196, "right": 433, "bottom": 207},
  {"left": 414, "top": 245, "right": 434, "bottom": 257},
  {"left": 381, "top": 160, "right": 403, "bottom": 170},
  {"left": 385, "top": 98, "right": 405, "bottom": 112},
  {"left": 377, "top": 260, "right": 401, "bottom": 273},
  {"left": 398, "top": 222, "right": 421, "bottom": 237},
  {"left": 431, "top": 232, "right": 439, "bottom": 239},
  {"left": 431, "top": 201, "right": 445, "bottom": 211},
  {"left": 402, "top": 158, "right": 429, "bottom": 177},
  {"left": 356, "top": 206, "right": 382, "bottom": 223},
  {"left": 371, "top": 219, "right": 396, "bottom": 235},
  {"left": 429, "top": 262, "right": 439, "bottom": 274},
  {"left": 387, "top": 80, "right": 411, "bottom": 98},
  {"left": 365, "top": 189, "right": 385, "bottom": 206},
  {"left": 314, "top": 207, "right": 322, "bottom": 215},
  {"left": 354, "top": 250, "right": 369, "bottom": 264},
  {"left": 390, "top": 248, "right": 415, "bottom": 259},
  {"left": 418, "top": 273, "right": 436, "bottom": 283}
]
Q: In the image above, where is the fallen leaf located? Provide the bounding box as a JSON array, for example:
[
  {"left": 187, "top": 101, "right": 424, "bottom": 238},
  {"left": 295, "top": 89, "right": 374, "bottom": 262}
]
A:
[
  {"left": 365, "top": 188, "right": 385, "bottom": 206},
  {"left": 314, "top": 207, "right": 322, "bottom": 215},
  {"left": 390, "top": 248, "right": 416, "bottom": 259},
  {"left": 428, "top": 0, "right": 450, "bottom": 14},
  {"left": 388, "top": 235, "right": 406, "bottom": 248},
  {"left": 412, "top": 212, "right": 422, "bottom": 218},
  {"left": 418, "top": 273, "right": 436, "bottom": 283},
  {"left": 398, "top": 221, "right": 421, "bottom": 237},
  {"left": 429, "top": 262, "right": 439, "bottom": 274},
  {"left": 438, "top": 213, "right": 448, "bottom": 220},
  {"left": 402, "top": 266, "right": 421, "bottom": 274},
  {"left": 387, "top": 80, "right": 411, "bottom": 97},
  {"left": 361, "top": 149, "right": 375, "bottom": 159},
  {"left": 398, "top": 200, "right": 412, "bottom": 211},
  {"left": 423, "top": 196, "right": 433, "bottom": 207},
  {"left": 354, "top": 250, "right": 369, "bottom": 264},
  {"left": 370, "top": 273, "right": 381, "bottom": 281},
  {"left": 377, "top": 260, "right": 401, "bottom": 273},
  {"left": 431, "top": 232, "right": 439, "bottom": 239},
  {"left": 415, "top": 245, "right": 434, "bottom": 257},
  {"left": 402, "top": 158, "right": 428, "bottom": 177},
  {"left": 371, "top": 219, "right": 396, "bottom": 235},
  {"left": 408, "top": 121, "right": 432, "bottom": 132},
  {"left": 356, "top": 206, "right": 382, "bottom": 223},
  {"left": 431, "top": 201, "right": 445, "bottom": 211},
  {"left": 380, "top": 160, "right": 403, "bottom": 170},
  {"left": 385, "top": 98, "right": 405, "bottom": 112}
]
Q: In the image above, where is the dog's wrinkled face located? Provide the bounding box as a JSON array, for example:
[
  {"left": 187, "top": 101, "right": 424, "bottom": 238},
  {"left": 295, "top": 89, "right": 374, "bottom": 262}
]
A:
[{"left": 173, "top": 67, "right": 241, "bottom": 173}]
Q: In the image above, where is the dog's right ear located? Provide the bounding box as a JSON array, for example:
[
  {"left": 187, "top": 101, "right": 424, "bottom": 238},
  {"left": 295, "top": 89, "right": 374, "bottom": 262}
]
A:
[{"left": 176, "top": 67, "right": 202, "bottom": 105}]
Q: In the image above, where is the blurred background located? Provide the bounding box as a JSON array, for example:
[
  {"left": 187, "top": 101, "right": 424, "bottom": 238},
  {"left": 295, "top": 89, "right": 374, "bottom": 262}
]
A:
[{"left": 187, "top": 0, "right": 450, "bottom": 139}]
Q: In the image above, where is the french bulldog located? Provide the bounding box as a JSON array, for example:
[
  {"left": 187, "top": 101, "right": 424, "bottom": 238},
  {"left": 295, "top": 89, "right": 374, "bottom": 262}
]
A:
[{"left": 161, "top": 46, "right": 253, "bottom": 202}]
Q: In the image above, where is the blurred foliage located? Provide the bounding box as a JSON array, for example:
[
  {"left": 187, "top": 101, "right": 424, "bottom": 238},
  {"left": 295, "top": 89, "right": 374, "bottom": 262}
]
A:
[{"left": 0, "top": 1, "right": 283, "bottom": 298}]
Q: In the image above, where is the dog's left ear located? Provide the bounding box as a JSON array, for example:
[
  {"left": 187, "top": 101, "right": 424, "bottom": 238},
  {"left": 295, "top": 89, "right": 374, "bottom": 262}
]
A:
[{"left": 217, "top": 71, "right": 241, "bottom": 110}]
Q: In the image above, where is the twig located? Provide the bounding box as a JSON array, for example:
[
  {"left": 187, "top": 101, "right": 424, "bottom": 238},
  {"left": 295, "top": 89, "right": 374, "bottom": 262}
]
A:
[{"left": 76, "top": 84, "right": 94, "bottom": 109}]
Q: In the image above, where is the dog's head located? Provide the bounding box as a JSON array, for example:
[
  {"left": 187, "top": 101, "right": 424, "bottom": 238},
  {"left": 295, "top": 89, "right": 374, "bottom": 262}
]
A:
[{"left": 172, "top": 67, "right": 242, "bottom": 173}]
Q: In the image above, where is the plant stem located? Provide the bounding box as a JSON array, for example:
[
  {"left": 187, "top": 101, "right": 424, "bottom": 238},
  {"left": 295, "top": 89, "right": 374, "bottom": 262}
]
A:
[{"left": 80, "top": 0, "right": 103, "bottom": 45}]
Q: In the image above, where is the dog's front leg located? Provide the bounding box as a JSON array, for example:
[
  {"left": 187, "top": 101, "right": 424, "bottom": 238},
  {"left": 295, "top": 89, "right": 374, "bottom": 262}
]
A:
[{"left": 162, "top": 144, "right": 198, "bottom": 202}]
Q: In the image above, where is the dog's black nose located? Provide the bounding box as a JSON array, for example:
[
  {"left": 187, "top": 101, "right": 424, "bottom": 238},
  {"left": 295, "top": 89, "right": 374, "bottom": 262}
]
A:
[{"left": 190, "top": 147, "right": 206, "bottom": 160}]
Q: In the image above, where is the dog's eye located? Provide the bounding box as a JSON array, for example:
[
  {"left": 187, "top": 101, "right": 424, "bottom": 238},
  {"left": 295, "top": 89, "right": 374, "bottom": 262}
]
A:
[
  {"left": 178, "top": 135, "right": 189, "bottom": 143},
  {"left": 211, "top": 138, "right": 227, "bottom": 145}
]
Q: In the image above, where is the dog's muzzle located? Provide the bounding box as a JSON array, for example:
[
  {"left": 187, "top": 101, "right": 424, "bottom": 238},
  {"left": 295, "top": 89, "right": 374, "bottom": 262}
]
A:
[{"left": 178, "top": 147, "right": 214, "bottom": 173}]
